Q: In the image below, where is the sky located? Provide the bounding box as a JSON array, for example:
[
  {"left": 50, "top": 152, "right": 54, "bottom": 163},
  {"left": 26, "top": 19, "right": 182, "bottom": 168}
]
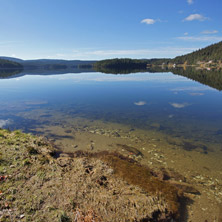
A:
[{"left": 0, "top": 0, "right": 222, "bottom": 60}]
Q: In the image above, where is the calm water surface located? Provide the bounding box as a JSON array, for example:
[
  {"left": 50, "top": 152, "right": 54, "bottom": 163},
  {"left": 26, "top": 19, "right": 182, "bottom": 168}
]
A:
[{"left": 0, "top": 71, "right": 222, "bottom": 151}]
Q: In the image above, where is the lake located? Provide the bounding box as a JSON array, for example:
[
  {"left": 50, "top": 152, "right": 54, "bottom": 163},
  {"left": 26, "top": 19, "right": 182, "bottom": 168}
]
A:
[
  {"left": 0, "top": 69, "right": 222, "bottom": 218},
  {"left": 0, "top": 70, "right": 222, "bottom": 148}
]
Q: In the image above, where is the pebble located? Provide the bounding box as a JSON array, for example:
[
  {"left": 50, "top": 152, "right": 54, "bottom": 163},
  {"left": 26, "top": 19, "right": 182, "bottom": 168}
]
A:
[{"left": 20, "top": 214, "right": 25, "bottom": 219}]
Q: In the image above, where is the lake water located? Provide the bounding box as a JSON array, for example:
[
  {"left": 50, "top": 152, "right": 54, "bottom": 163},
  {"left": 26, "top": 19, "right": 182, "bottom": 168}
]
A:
[
  {"left": 1, "top": 70, "right": 222, "bottom": 219},
  {"left": 0, "top": 71, "right": 222, "bottom": 148}
]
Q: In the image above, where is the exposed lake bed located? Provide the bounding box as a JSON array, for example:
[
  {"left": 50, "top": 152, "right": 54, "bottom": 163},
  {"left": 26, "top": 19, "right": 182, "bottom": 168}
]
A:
[{"left": 0, "top": 71, "right": 222, "bottom": 221}]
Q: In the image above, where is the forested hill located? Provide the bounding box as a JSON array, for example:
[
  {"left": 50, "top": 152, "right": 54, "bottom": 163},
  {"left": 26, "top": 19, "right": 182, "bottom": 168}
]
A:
[
  {"left": 93, "top": 58, "right": 148, "bottom": 73},
  {"left": 0, "top": 59, "right": 23, "bottom": 69},
  {"left": 172, "top": 41, "right": 222, "bottom": 65},
  {"left": 93, "top": 41, "right": 222, "bottom": 70}
]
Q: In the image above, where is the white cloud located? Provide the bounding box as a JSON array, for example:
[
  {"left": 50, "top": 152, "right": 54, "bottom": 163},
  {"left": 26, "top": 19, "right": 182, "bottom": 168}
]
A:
[
  {"left": 187, "top": 0, "right": 194, "bottom": 5},
  {"left": 134, "top": 101, "right": 146, "bottom": 106},
  {"left": 141, "top": 18, "right": 156, "bottom": 25},
  {"left": 184, "top": 32, "right": 189, "bottom": 36},
  {"left": 184, "top": 14, "right": 208, "bottom": 21},
  {"left": 177, "top": 36, "right": 222, "bottom": 42},
  {"left": 169, "top": 103, "right": 191, "bottom": 109},
  {"left": 46, "top": 46, "right": 197, "bottom": 60},
  {"left": 201, "top": 30, "right": 218, "bottom": 34},
  {"left": 79, "top": 47, "right": 197, "bottom": 56}
]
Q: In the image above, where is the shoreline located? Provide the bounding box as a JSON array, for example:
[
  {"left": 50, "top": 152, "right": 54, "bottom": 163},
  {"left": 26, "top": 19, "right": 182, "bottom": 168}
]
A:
[{"left": 1, "top": 127, "right": 222, "bottom": 221}]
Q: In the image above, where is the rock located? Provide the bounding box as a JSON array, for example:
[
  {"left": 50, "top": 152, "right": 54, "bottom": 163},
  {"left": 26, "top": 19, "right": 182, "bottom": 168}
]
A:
[
  {"left": 20, "top": 214, "right": 25, "bottom": 219},
  {"left": 73, "top": 145, "right": 78, "bottom": 149}
]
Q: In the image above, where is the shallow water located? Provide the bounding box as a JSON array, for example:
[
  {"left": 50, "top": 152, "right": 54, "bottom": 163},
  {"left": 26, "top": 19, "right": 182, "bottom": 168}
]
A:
[{"left": 0, "top": 71, "right": 222, "bottom": 146}]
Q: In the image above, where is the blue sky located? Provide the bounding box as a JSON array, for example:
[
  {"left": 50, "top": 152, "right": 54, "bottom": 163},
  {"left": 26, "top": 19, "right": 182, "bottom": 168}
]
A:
[{"left": 0, "top": 0, "right": 222, "bottom": 60}]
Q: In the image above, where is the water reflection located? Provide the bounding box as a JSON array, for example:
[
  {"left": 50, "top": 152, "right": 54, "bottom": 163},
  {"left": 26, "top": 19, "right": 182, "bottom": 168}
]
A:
[
  {"left": 0, "top": 71, "right": 221, "bottom": 146},
  {"left": 1, "top": 66, "right": 222, "bottom": 91}
]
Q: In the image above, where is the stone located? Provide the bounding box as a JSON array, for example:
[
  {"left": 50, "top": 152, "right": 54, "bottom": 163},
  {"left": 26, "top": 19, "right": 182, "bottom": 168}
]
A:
[{"left": 20, "top": 214, "right": 25, "bottom": 219}]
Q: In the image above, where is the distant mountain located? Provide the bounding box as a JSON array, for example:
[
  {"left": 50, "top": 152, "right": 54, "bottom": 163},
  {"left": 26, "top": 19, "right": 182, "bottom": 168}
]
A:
[
  {"left": 0, "top": 56, "right": 24, "bottom": 63},
  {"left": 0, "top": 58, "right": 23, "bottom": 69},
  {"left": 172, "top": 41, "right": 222, "bottom": 65},
  {"left": 0, "top": 56, "right": 96, "bottom": 69},
  {"left": 0, "top": 66, "right": 95, "bottom": 79}
]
